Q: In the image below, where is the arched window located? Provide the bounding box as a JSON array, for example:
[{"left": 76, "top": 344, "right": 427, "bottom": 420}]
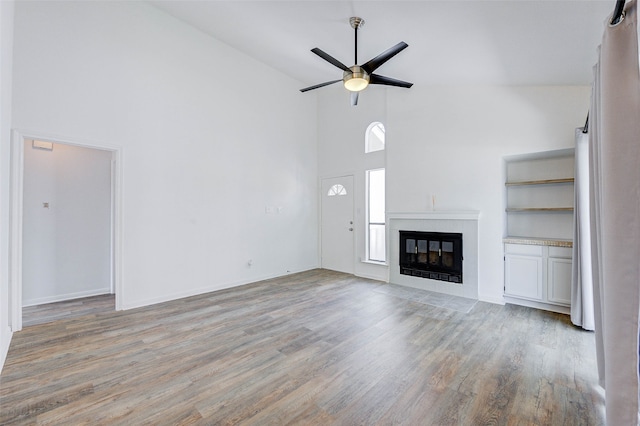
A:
[
  {"left": 365, "top": 122, "right": 385, "bottom": 153},
  {"left": 327, "top": 184, "right": 347, "bottom": 196}
]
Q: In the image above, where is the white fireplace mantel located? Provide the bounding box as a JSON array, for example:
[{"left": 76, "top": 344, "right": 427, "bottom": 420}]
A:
[
  {"left": 387, "top": 210, "right": 480, "bottom": 300},
  {"left": 387, "top": 211, "right": 481, "bottom": 221}
]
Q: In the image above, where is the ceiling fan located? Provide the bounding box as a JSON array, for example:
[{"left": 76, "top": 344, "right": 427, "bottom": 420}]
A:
[{"left": 300, "top": 17, "right": 413, "bottom": 106}]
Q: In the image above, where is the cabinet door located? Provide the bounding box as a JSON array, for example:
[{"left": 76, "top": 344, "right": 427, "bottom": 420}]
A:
[
  {"left": 505, "top": 254, "right": 543, "bottom": 300},
  {"left": 547, "top": 257, "right": 572, "bottom": 305}
]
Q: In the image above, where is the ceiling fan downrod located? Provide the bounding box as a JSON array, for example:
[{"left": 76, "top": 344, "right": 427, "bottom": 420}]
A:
[{"left": 350, "top": 17, "right": 364, "bottom": 65}]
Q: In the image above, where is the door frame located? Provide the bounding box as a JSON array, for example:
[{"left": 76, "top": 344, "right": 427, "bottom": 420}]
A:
[
  {"left": 319, "top": 173, "right": 356, "bottom": 274},
  {"left": 9, "top": 130, "right": 123, "bottom": 331}
]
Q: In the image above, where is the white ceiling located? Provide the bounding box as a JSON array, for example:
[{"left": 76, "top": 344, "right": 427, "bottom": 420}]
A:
[{"left": 150, "top": 1, "right": 614, "bottom": 89}]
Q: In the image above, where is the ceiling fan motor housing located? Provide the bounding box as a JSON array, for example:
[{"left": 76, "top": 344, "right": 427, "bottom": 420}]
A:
[{"left": 343, "top": 65, "right": 370, "bottom": 92}]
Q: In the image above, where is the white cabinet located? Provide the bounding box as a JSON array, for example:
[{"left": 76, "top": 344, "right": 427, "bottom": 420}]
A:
[
  {"left": 547, "top": 247, "right": 572, "bottom": 305},
  {"left": 504, "top": 244, "right": 543, "bottom": 300},
  {"left": 504, "top": 243, "right": 572, "bottom": 314}
]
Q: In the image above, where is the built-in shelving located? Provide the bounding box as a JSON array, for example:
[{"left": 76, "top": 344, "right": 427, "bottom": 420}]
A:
[
  {"left": 503, "top": 148, "right": 575, "bottom": 314},
  {"left": 504, "top": 149, "right": 575, "bottom": 240}
]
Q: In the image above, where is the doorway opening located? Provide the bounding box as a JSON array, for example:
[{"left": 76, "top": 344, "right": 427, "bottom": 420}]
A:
[{"left": 9, "top": 131, "right": 122, "bottom": 331}]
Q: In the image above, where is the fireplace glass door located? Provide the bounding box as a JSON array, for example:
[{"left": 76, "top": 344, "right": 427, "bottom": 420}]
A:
[{"left": 399, "top": 231, "right": 463, "bottom": 283}]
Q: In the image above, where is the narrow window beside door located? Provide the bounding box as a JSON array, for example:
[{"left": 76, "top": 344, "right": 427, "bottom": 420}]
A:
[{"left": 367, "top": 168, "right": 385, "bottom": 262}]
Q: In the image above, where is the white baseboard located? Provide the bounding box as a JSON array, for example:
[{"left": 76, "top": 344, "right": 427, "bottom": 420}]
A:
[
  {"left": 23, "top": 288, "right": 112, "bottom": 307},
  {"left": 503, "top": 295, "right": 570, "bottom": 315}
]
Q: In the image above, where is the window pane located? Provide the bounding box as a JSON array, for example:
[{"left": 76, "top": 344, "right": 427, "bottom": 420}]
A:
[
  {"left": 367, "top": 168, "right": 386, "bottom": 262},
  {"left": 368, "top": 169, "right": 385, "bottom": 223},
  {"left": 369, "top": 224, "right": 386, "bottom": 262},
  {"left": 327, "top": 184, "right": 347, "bottom": 196},
  {"left": 365, "top": 122, "right": 385, "bottom": 153}
]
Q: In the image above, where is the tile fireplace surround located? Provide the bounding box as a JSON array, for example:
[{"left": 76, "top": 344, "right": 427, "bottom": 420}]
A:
[{"left": 388, "top": 211, "right": 480, "bottom": 300}]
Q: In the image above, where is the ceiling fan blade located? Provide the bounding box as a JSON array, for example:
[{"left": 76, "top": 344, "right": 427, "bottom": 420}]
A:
[
  {"left": 311, "top": 48, "right": 350, "bottom": 72},
  {"left": 369, "top": 74, "right": 413, "bottom": 88},
  {"left": 351, "top": 91, "right": 359, "bottom": 106},
  {"left": 361, "top": 42, "right": 409, "bottom": 74},
  {"left": 300, "top": 79, "right": 341, "bottom": 93}
]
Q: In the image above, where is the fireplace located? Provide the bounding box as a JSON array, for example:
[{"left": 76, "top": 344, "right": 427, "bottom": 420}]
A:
[
  {"left": 389, "top": 211, "right": 478, "bottom": 299},
  {"left": 399, "top": 231, "right": 463, "bottom": 283}
]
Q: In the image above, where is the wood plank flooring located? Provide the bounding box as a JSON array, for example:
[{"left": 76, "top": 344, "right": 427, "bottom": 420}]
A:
[
  {"left": 22, "top": 294, "right": 115, "bottom": 327},
  {"left": 0, "top": 269, "right": 604, "bottom": 425}
]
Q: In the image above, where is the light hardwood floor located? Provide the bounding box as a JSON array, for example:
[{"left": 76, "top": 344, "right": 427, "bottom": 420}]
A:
[
  {"left": 0, "top": 269, "right": 604, "bottom": 425},
  {"left": 22, "top": 294, "right": 115, "bottom": 327}
]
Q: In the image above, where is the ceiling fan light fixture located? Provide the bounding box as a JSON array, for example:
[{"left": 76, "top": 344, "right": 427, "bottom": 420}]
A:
[{"left": 343, "top": 66, "right": 370, "bottom": 92}]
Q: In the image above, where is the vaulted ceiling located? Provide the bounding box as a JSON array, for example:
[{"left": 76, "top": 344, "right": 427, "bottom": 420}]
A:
[{"left": 150, "top": 1, "right": 614, "bottom": 89}]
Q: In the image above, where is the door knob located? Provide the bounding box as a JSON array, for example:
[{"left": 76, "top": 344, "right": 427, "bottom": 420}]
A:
[{"left": 349, "top": 228, "right": 354, "bottom": 231}]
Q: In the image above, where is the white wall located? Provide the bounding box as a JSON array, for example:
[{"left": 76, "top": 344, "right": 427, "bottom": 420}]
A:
[
  {"left": 23, "top": 141, "right": 112, "bottom": 306},
  {"left": 0, "top": 0, "right": 15, "bottom": 373},
  {"left": 318, "top": 85, "right": 590, "bottom": 302},
  {"left": 11, "top": 1, "right": 318, "bottom": 310}
]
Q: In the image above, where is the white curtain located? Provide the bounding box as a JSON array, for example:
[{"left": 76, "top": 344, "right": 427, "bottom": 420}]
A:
[
  {"left": 590, "top": 1, "right": 640, "bottom": 424},
  {"left": 571, "top": 128, "right": 594, "bottom": 331}
]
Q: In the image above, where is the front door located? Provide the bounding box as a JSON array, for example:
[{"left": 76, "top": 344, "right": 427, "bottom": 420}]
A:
[{"left": 321, "top": 175, "right": 354, "bottom": 274}]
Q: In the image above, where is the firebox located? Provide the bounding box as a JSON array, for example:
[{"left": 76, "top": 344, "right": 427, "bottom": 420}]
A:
[{"left": 399, "top": 231, "right": 463, "bottom": 283}]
